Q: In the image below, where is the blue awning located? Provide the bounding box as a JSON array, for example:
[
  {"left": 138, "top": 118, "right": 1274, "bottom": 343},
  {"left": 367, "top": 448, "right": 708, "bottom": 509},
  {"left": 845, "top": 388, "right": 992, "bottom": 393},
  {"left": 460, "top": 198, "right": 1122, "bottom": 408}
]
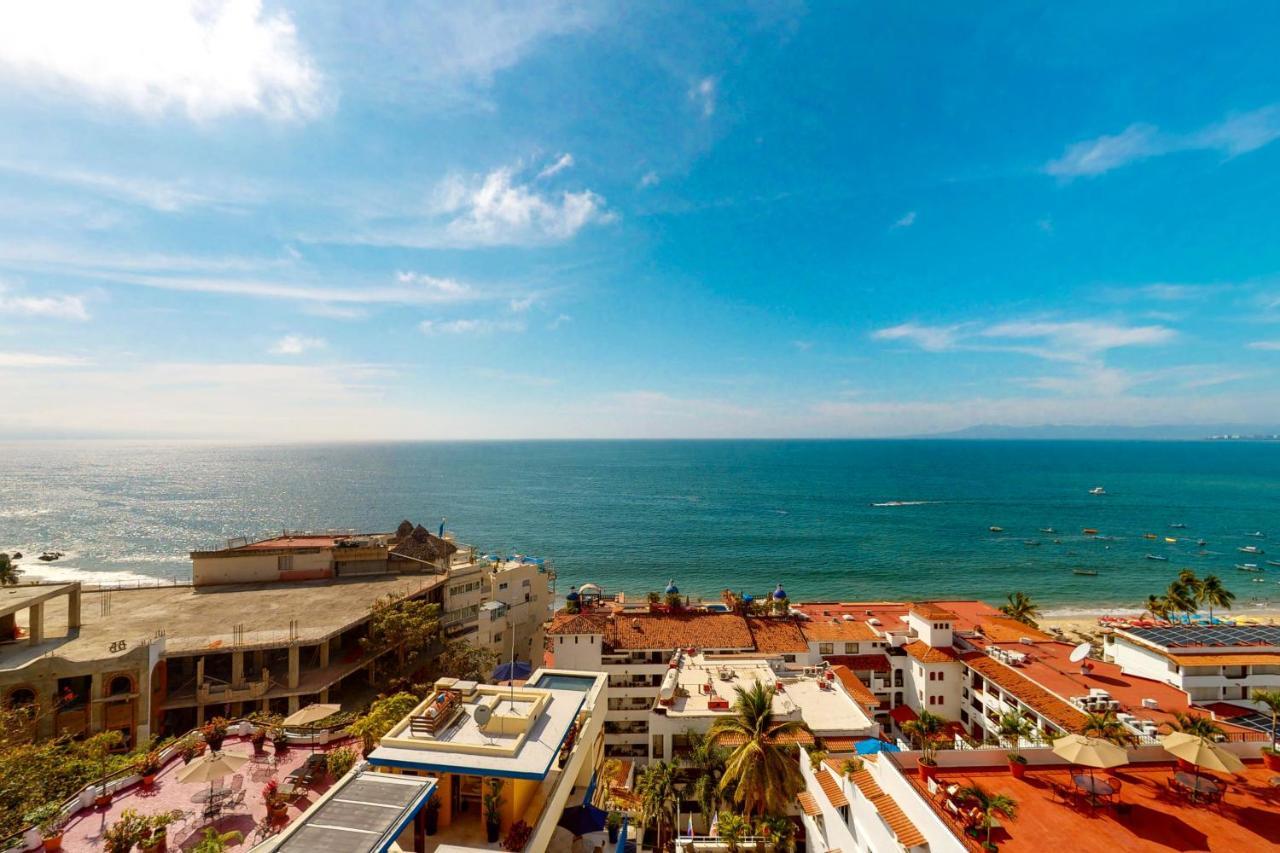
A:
[
  {"left": 855, "top": 738, "right": 901, "bottom": 755},
  {"left": 492, "top": 660, "right": 533, "bottom": 682}
]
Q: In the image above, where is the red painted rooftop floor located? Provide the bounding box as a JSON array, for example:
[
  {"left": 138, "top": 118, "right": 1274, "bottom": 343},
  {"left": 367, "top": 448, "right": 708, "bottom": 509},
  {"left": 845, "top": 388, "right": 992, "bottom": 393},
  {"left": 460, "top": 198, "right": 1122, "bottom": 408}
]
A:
[
  {"left": 915, "top": 761, "right": 1280, "bottom": 852},
  {"left": 60, "top": 736, "right": 344, "bottom": 851}
]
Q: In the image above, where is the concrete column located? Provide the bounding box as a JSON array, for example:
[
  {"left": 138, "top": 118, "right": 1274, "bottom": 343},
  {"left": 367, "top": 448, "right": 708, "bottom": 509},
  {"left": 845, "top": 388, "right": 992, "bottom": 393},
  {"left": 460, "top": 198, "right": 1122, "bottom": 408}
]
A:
[
  {"left": 28, "top": 602, "right": 44, "bottom": 646},
  {"left": 319, "top": 687, "right": 330, "bottom": 703},
  {"left": 231, "top": 651, "right": 245, "bottom": 689},
  {"left": 288, "top": 645, "right": 300, "bottom": 689},
  {"left": 88, "top": 672, "right": 104, "bottom": 734},
  {"left": 196, "top": 656, "right": 206, "bottom": 728},
  {"left": 67, "top": 584, "right": 82, "bottom": 629},
  {"left": 319, "top": 640, "right": 330, "bottom": 669},
  {"left": 287, "top": 695, "right": 300, "bottom": 714},
  {"left": 137, "top": 658, "right": 153, "bottom": 743}
]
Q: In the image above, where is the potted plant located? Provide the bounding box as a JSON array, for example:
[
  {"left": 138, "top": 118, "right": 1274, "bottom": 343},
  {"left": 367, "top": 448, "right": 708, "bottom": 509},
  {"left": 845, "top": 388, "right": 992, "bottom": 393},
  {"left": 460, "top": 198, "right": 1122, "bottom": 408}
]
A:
[
  {"left": 501, "top": 819, "right": 532, "bottom": 851},
  {"left": 326, "top": 745, "right": 357, "bottom": 781},
  {"left": 190, "top": 828, "right": 243, "bottom": 853},
  {"left": 141, "top": 810, "right": 177, "bottom": 853},
  {"left": 103, "top": 809, "right": 147, "bottom": 853},
  {"left": 271, "top": 722, "right": 289, "bottom": 754},
  {"left": 606, "top": 810, "right": 622, "bottom": 844},
  {"left": 134, "top": 750, "right": 162, "bottom": 788},
  {"left": 24, "top": 803, "right": 66, "bottom": 852},
  {"left": 423, "top": 795, "right": 440, "bottom": 836},
  {"left": 903, "top": 710, "right": 946, "bottom": 781},
  {"left": 1253, "top": 690, "right": 1280, "bottom": 770},
  {"left": 176, "top": 735, "right": 200, "bottom": 765},
  {"left": 483, "top": 778, "right": 504, "bottom": 844},
  {"left": 250, "top": 726, "right": 268, "bottom": 755},
  {"left": 202, "top": 717, "right": 230, "bottom": 752},
  {"left": 263, "top": 780, "right": 289, "bottom": 822}
]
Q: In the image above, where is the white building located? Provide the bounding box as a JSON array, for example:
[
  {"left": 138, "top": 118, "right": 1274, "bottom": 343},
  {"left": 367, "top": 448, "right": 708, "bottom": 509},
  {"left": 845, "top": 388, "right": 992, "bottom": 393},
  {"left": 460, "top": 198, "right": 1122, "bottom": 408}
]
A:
[{"left": 443, "top": 555, "right": 553, "bottom": 667}]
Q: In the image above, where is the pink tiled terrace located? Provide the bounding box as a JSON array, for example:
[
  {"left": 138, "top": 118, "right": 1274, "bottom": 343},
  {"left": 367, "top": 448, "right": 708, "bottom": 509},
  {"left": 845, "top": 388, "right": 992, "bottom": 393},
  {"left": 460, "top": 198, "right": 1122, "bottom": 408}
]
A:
[{"left": 60, "top": 735, "right": 349, "bottom": 851}]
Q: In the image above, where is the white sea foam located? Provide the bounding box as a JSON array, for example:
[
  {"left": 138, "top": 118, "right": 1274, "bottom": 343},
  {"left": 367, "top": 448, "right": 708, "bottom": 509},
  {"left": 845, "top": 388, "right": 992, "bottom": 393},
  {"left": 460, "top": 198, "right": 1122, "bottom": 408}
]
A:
[{"left": 11, "top": 563, "right": 168, "bottom": 586}]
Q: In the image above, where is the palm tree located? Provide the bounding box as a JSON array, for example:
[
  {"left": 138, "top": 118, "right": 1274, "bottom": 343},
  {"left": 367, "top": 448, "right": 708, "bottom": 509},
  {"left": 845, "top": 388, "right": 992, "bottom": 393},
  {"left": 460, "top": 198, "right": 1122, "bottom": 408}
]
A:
[
  {"left": 996, "top": 710, "right": 1035, "bottom": 763},
  {"left": 1145, "top": 595, "right": 1172, "bottom": 621},
  {"left": 999, "top": 592, "right": 1041, "bottom": 627},
  {"left": 636, "top": 760, "right": 677, "bottom": 851},
  {"left": 0, "top": 554, "right": 20, "bottom": 587},
  {"left": 1080, "top": 710, "right": 1137, "bottom": 746},
  {"left": 1168, "top": 711, "right": 1224, "bottom": 740},
  {"left": 902, "top": 709, "right": 947, "bottom": 767},
  {"left": 1165, "top": 579, "right": 1197, "bottom": 622},
  {"left": 1249, "top": 689, "right": 1280, "bottom": 756},
  {"left": 956, "top": 782, "right": 1017, "bottom": 851},
  {"left": 684, "top": 729, "right": 726, "bottom": 831},
  {"left": 1197, "top": 575, "right": 1234, "bottom": 623},
  {"left": 707, "top": 680, "right": 810, "bottom": 817},
  {"left": 192, "top": 828, "right": 244, "bottom": 853}
]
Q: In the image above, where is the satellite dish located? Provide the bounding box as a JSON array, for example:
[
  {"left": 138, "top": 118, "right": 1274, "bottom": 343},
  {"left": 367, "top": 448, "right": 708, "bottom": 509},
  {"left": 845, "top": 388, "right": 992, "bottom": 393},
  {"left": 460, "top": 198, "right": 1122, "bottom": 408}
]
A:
[
  {"left": 1069, "top": 642, "right": 1092, "bottom": 664},
  {"left": 473, "top": 704, "right": 492, "bottom": 726}
]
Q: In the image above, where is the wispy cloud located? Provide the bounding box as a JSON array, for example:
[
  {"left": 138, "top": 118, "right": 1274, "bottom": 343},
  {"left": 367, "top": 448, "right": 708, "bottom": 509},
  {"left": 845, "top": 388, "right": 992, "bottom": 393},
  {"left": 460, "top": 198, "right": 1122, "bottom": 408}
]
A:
[
  {"left": 419, "top": 318, "right": 524, "bottom": 336},
  {"left": 0, "top": 283, "right": 88, "bottom": 320},
  {"left": 0, "top": 351, "right": 87, "bottom": 367},
  {"left": 873, "top": 317, "right": 1176, "bottom": 364},
  {"left": 0, "top": 0, "right": 326, "bottom": 121},
  {"left": 0, "top": 160, "right": 253, "bottom": 213},
  {"left": 536, "top": 153, "right": 574, "bottom": 180},
  {"left": 871, "top": 322, "right": 964, "bottom": 352},
  {"left": 1247, "top": 340, "right": 1280, "bottom": 351},
  {"left": 269, "top": 334, "right": 326, "bottom": 355},
  {"left": 1046, "top": 105, "right": 1280, "bottom": 177},
  {"left": 689, "top": 76, "right": 717, "bottom": 118},
  {"left": 639, "top": 170, "right": 660, "bottom": 189},
  {"left": 549, "top": 313, "right": 571, "bottom": 330},
  {"left": 892, "top": 211, "right": 916, "bottom": 228}
]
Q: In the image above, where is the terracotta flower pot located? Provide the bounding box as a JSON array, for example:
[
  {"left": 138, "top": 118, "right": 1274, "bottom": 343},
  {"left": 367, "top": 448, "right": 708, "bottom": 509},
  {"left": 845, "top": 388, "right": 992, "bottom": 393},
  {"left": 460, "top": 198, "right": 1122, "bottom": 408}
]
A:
[
  {"left": 142, "top": 774, "right": 156, "bottom": 788},
  {"left": 1009, "top": 759, "right": 1027, "bottom": 779},
  {"left": 918, "top": 761, "right": 939, "bottom": 781},
  {"left": 42, "top": 833, "right": 64, "bottom": 852},
  {"left": 1264, "top": 751, "right": 1280, "bottom": 771},
  {"left": 94, "top": 793, "right": 112, "bottom": 809}
]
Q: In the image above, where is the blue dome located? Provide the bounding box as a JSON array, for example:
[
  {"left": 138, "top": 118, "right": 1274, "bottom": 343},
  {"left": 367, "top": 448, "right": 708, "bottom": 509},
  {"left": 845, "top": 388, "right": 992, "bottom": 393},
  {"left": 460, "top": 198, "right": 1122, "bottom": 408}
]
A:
[
  {"left": 742, "top": 593, "right": 754, "bottom": 603},
  {"left": 664, "top": 579, "right": 679, "bottom": 594},
  {"left": 772, "top": 583, "right": 787, "bottom": 600},
  {"left": 565, "top": 587, "right": 580, "bottom": 601}
]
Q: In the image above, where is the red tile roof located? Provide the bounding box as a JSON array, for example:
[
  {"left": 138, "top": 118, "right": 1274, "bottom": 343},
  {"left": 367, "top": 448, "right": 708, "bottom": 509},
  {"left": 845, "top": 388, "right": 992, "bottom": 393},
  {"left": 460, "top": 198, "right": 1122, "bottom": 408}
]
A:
[
  {"left": 911, "top": 602, "right": 958, "bottom": 621},
  {"left": 829, "top": 664, "right": 880, "bottom": 709},
  {"left": 1168, "top": 652, "right": 1280, "bottom": 666},
  {"left": 825, "top": 653, "right": 890, "bottom": 673},
  {"left": 606, "top": 612, "right": 755, "bottom": 650},
  {"left": 815, "top": 768, "right": 849, "bottom": 807},
  {"left": 546, "top": 611, "right": 611, "bottom": 635},
  {"left": 962, "top": 652, "right": 1090, "bottom": 732},
  {"left": 889, "top": 705, "right": 918, "bottom": 724},
  {"left": 797, "top": 791, "right": 821, "bottom": 816},
  {"left": 903, "top": 641, "right": 962, "bottom": 663},
  {"left": 800, "top": 618, "right": 879, "bottom": 642},
  {"left": 745, "top": 616, "right": 810, "bottom": 653},
  {"left": 849, "top": 769, "right": 926, "bottom": 848}
]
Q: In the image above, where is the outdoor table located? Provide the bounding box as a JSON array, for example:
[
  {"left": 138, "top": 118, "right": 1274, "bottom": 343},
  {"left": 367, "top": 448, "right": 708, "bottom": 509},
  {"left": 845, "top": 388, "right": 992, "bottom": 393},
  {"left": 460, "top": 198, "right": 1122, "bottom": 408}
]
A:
[
  {"left": 1174, "top": 772, "right": 1219, "bottom": 796},
  {"left": 191, "top": 786, "right": 232, "bottom": 804},
  {"left": 277, "top": 782, "right": 303, "bottom": 799},
  {"left": 1071, "top": 775, "right": 1114, "bottom": 797}
]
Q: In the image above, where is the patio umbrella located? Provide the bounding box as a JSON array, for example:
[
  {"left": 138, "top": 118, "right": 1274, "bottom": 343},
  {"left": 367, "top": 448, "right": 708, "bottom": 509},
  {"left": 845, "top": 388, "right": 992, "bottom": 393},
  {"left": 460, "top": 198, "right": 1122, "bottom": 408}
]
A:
[
  {"left": 492, "top": 660, "right": 532, "bottom": 682},
  {"left": 1160, "top": 732, "right": 1244, "bottom": 794},
  {"left": 283, "top": 703, "right": 341, "bottom": 751},
  {"left": 856, "top": 738, "right": 901, "bottom": 755},
  {"left": 177, "top": 750, "right": 249, "bottom": 803},
  {"left": 558, "top": 803, "right": 607, "bottom": 837},
  {"left": 1051, "top": 734, "right": 1128, "bottom": 786}
]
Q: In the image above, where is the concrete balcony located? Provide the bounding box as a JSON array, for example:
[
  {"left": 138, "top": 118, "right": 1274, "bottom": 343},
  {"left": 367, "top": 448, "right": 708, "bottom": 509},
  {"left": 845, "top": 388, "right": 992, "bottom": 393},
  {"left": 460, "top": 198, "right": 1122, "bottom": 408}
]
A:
[{"left": 197, "top": 670, "right": 272, "bottom": 704}]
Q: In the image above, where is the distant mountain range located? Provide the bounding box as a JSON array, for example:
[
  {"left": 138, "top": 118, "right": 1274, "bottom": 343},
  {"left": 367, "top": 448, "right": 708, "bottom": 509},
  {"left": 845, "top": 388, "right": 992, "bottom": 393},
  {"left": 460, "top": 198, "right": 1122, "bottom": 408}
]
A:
[{"left": 921, "top": 424, "right": 1280, "bottom": 440}]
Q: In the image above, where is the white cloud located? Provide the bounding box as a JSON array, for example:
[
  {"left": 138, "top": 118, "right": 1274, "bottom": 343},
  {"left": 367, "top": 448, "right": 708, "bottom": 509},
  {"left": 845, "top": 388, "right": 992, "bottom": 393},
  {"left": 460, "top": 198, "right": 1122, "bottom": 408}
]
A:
[
  {"left": 792, "top": 340, "right": 814, "bottom": 351},
  {"left": 508, "top": 294, "right": 537, "bottom": 313},
  {"left": 419, "top": 318, "right": 523, "bottom": 336},
  {"left": 0, "top": 351, "right": 87, "bottom": 367},
  {"left": 893, "top": 211, "right": 917, "bottom": 228},
  {"left": 429, "top": 164, "right": 613, "bottom": 247},
  {"left": 978, "top": 319, "right": 1175, "bottom": 361},
  {"left": 549, "top": 313, "right": 571, "bottom": 330},
  {"left": 1046, "top": 105, "right": 1280, "bottom": 177},
  {"left": 1247, "top": 341, "right": 1280, "bottom": 351},
  {"left": 0, "top": 160, "right": 250, "bottom": 213},
  {"left": 639, "top": 171, "right": 660, "bottom": 189},
  {"left": 0, "top": 284, "right": 89, "bottom": 320},
  {"left": 1140, "top": 283, "right": 1218, "bottom": 301},
  {"left": 689, "top": 76, "right": 717, "bottom": 118},
  {"left": 871, "top": 322, "right": 963, "bottom": 352},
  {"left": 302, "top": 303, "right": 368, "bottom": 320},
  {"left": 394, "top": 271, "right": 474, "bottom": 302},
  {"left": 269, "top": 334, "right": 326, "bottom": 355},
  {"left": 536, "top": 153, "right": 574, "bottom": 180},
  {"left": 0, "top": 0, "right": 325, "bottom": 121}
]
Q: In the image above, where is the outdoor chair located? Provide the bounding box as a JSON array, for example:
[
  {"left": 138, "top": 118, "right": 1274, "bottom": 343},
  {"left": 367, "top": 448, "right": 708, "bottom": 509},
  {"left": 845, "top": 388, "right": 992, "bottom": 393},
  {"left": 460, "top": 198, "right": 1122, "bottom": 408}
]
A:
[{"left": 230, "top": 774, "right": 244, "bottom": 793}]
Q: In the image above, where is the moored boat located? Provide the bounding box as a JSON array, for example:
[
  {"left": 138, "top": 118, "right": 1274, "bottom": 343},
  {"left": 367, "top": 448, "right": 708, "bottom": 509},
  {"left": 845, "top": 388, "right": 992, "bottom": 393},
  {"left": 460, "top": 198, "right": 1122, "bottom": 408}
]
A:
[
  {"left": 1237, "top": 563, "right": 1262, "bottom": 572},
  {"left": 1083, "top": 528, "right": 1098, "bottom": 536},
  {"left": 1073, "top": 569, "right": 1098, "bottom": 576},
  {"left": 1145, "top": 554, "right": 1168, "bottom": 561},
  {"left": 1239, "top": 545, "right": 1264, "bottom": 555},
  {"left": 1089, "top": 486, "right": 1106, "bottom": 495},
  {"left": 1143, "top": 533, "right": 1157, "bottom": 540},
  {"left": 989, "top": 526, "right": 1004, "bottom": 533}
]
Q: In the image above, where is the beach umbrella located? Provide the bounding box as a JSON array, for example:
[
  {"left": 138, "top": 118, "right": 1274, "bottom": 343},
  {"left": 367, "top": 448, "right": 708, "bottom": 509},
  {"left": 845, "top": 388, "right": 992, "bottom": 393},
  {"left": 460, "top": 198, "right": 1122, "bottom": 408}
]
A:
[
  {"left": 177, "top": 750, "right": 248, "bottom": 802},
  {"left": 1160, "top": 732, "right": 1244, "bottom": 793},
  {"left": 1051, "top": 734, "right": 1128, "bottom": 785},
  {"left": 284, "top": 703, "right": 341, "bottom": 751}
]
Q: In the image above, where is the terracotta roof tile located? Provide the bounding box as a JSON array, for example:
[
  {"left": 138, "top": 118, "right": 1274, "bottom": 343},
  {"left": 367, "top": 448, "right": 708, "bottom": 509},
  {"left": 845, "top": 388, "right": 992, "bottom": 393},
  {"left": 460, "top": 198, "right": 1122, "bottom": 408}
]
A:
[
  {"left": 1167, "top": 652, "right": 1280, "bottom": 667},
  {"left": 850, "top": 769, "right": 926, "bottom": 848},
  {"left": 825, "top": 653, "right": 890, "bottom": 673},
  {"left": 797, "top": 791, "right": 822, "bottom": 816},
  {"left": 963, "top": 652, "right": 1090, "bottom": 732},
  {"left": 606, "top": 612, "right": 755, "bottom": 650},
  {"left": 911, "top": 602, "right": 957, "bottom": 621},
  {"left": 829, "top": 664, "right": 879, "bottom": 709},
  {"left": 904, "top": 641, "right": 962, "bottom": 663},
  {"left": 546, "top": 611, "right": 610, "bottom": 635},
  {"left": 800, "top": 618, "right": 879, "bottom": 642},
  {"left": 714, "top": 729, "right": 815, "bottom": 747},
  {"left": 976, "top": 615, "right": 1055, "bottom": 643},
  {"left": 745, "top": 616, "right": 810, "bottom": 653},
  {"left": 889, "top": 705, "right": 918, "bottom": 724},
  {"left": 816, "top": 769, "right": 849, "bottom": 808}
]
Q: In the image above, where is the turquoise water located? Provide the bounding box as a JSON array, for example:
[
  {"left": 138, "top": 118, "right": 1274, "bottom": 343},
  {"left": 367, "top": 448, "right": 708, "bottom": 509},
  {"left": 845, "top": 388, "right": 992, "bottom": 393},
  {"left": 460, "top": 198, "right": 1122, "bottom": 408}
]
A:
[{"left": 1, "top": 440, "right": 1278, "bottom": 612}]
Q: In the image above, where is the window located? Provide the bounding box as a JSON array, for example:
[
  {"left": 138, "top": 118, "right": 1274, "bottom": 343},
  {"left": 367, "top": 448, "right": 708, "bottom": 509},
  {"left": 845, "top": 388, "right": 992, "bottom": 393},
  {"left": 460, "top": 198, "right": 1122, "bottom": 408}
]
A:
[
  {"left": 937, "top": 671, "right": 944, "bottom": 681},
  {"left": 651, "top": 735, "right": 665, "bottom": 759},
  {"left": 819, "top": 643, "right": 834, "bottom": 655},
  {"left": 493, "top": 633, "right": 503, "bottom": 644},
  {"left": 894, "top": 670, "right": 904, "bottom": 687},
  {"left": 499, "top": 582, "right": 508, "bottom": 591},
  {"left": 107, "top": 675, "right": 134, "bottom": 697},
  {"left": 844, "top": 643, "right": 858, "bottom": 654},
  {"left": 6, "top": 687, "right": 35, "bottom": 709},
  {"left": 278, "top": 555, "right": 293, "bottom": 572},
  {"left": 522, "top": 579, "right": 531, "bottom": 587}
]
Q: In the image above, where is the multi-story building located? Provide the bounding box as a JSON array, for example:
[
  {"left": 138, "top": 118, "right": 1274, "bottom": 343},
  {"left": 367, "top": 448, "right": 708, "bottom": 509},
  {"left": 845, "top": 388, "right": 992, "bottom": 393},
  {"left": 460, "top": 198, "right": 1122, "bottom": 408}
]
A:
[
  {"left": 443, "top": 556, "right": 552, "bottom": 667},
  {"left": 260, "top": 668, "right": 608, "bottom": 853},
  {"left": 1103, "top": 623, "right": 1280, "bottom": 708}
]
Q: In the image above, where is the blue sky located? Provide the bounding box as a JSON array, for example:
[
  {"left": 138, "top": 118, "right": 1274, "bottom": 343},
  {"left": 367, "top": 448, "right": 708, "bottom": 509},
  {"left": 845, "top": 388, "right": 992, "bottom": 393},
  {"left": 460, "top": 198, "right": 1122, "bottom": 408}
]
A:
[{"left": 2, "top": 2, "right": 1280, "bottom": 439}]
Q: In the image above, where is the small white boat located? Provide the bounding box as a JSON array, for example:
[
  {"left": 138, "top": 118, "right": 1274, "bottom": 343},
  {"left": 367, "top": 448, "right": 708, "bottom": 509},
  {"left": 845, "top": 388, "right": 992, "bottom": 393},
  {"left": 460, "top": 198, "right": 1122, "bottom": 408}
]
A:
[
  {"left": 1239, "top": 545, "right": 1264, "bottom": 555},
  {"left": 1266, "top": 560, "right": 1280, "bottom": 567},
  {"left": 1237, "top": 563, "right": 1262, "bottom": 572},
  {"left": 1170, "top": 523, "right": 1187, "bottom": 529},
  {"left": 1145, "top": 554, "right": 1168, "bottom": 561},
  {"left": 1040, "top": 527, "right": 1056, "bottom": 534},
  {"left": 1197, "top": 539, "right": 1207, "bottom": 547},
  {"left": 1247, "top": 531, "right": 1266, "bottom": 538},
  {"left": 989, "top": 526, "right": 1004, "bottom": 533},
  {"left": 1089, "top": 486, "right": 1106, "bottom": 495}
]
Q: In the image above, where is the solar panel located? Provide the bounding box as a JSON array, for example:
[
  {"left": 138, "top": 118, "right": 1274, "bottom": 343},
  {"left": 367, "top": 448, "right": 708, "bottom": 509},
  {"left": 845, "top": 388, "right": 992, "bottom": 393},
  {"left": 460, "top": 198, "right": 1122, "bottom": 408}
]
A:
[
  {"left": 276, "top": 772, "right": 432, "bottom": 853},
  {"left": 1125, "top": 625, "right": 1280, "bottom": 648}
]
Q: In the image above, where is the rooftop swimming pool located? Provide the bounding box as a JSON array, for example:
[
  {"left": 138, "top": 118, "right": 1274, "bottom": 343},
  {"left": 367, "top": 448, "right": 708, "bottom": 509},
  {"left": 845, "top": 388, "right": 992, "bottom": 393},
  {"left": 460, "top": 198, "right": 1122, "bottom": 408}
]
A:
[{"left": 530, "top": 673, "right": 597, "bottom": 692}]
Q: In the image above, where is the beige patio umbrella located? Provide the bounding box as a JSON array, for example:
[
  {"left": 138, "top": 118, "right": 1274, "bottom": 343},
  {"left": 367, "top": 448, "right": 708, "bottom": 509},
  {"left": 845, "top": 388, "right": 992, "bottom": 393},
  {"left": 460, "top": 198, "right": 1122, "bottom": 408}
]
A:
[
  {"left": 177, "top": 750, "right": 249, "bottom": 802},
  {"left": 283, "top": 703, "right": 341, "bottom": 751},
  {"left": 1052, "top": 734, "right": 1128, "bottom": 788},
  {"left": 1160, "top": 731, "right": 1244, "bottom": 795}
]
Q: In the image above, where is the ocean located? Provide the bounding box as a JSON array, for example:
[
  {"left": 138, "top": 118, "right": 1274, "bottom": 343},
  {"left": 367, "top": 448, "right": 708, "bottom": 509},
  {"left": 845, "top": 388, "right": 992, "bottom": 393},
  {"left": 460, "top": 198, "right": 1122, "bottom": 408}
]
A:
[{"left": 2, "top": 439, "right": 1278, "bottom": 613}]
